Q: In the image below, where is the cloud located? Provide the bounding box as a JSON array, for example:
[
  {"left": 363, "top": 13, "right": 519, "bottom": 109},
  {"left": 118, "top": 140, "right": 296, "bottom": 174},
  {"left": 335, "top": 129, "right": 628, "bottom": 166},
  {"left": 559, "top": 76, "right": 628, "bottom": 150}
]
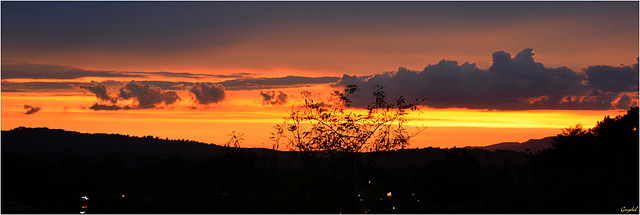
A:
[
  {"left": 1, "top": 63, "right": 143, "bottom": 80},
  {"left": 219, "top": 76, "right": 340, "bottom": 90},
  {"left": 2, "top": 74, "right": 339, "bottom": 93},
  {"left": 78, "top": 81, "right": 181, "bottom": 110},
  {"left": 189, "top": 82, "right": 226, "bottom": 105},
  {"left": 1, "top": 63, "right": 250, "bottom": 80},
  {"left": 118, "top": 81, "right": 181, "bottom": 109},
  {"left": 89, "top": 104, "right": 132, "bottom": 111},
  {"left": 1, "top": 81, "right": 78, "bottom": 92},
  {"left": 613, "top": 93, "right": 639, "bottom": 110},
  {"left": 23, "top": 105, "right": 41, "bottom": 115},
  {"left": 584, "top": 63, "right": 639, "bottom": 93},
  {"left": 136, "top": 76, "right": 339, "bottom": 91},
  {"left": 260, "top": 91, "right": 288, "bottom": 105},
  {"left": 138, "top": 81, "right": 194, "bottom": 90},
  {"left": 129, "top": 71, "right": 254, "bottom": 79},
  {"left": 335, "top": 48, "right": 638, "bottom": 110},
  {"left": 77, "top": 81, "right": 117, "bottom": 103},
  {"left": 5, "top": 48, "right": 637, "bottom": 112}
]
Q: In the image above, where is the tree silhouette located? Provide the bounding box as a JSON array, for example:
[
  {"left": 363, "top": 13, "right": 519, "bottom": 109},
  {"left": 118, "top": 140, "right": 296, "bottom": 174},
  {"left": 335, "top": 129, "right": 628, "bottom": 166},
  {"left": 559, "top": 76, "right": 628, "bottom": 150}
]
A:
[
  {"left": 550, "top": 123, "right": 595, "bottom": 151},
  {"left": 532, "top": 106, "right": 639, "bottom": 212},
  {"left": 270, "top": 84, "right": 424, "bottom": 212},
  {"left": 271, "top": 84, "right": 424, "bottom": 169},
  {"left": 551, "top": 106, "right": 638, "bottom": 152}
]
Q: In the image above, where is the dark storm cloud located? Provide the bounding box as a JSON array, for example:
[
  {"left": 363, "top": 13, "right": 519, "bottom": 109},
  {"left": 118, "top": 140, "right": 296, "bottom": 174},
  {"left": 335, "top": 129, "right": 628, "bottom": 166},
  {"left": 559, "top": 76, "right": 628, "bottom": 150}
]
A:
[
  {"left": 189, "top": 82, "right": 226, "bottom": 105},
  {"left": 219, "top": 76, "right": 340, "bottom": 90},
  {"left": 118, "top": 81, "right": 180, "bottom": 109},
  {"left": 335, "top": 48, "right": 638, "bottom": 110},
  {"left": 77, "top": 81, "right": 117, "bottom": 103},
  {"left": 260, "top": 91, "right": 288, "bottom": 105},
  {"left": 23, "top": 105, "right": 41, "bottom": 115}
]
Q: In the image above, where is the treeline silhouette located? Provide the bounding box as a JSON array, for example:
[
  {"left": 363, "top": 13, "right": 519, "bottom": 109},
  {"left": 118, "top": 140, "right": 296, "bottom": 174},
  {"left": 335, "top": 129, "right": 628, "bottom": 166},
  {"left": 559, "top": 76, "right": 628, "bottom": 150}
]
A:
[{"left": 2, "top": 107, "right": 638, "bottom": 213}]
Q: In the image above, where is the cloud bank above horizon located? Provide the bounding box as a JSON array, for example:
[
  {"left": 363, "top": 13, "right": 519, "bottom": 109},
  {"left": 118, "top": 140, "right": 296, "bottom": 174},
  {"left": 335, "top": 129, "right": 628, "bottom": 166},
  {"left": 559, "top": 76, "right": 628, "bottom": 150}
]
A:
[
  {"left": 335, "top": 48, "right": 638, "bottom": 110},
  {"left": 2, "top": 48, "right": 638, "bottom": 111}
]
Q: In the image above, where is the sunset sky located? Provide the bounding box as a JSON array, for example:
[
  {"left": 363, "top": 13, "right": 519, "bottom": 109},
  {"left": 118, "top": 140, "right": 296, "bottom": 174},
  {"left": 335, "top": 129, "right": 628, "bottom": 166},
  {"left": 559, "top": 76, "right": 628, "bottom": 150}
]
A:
[{"left": 2, "top": 2, "right": 638, "bottom": 149}]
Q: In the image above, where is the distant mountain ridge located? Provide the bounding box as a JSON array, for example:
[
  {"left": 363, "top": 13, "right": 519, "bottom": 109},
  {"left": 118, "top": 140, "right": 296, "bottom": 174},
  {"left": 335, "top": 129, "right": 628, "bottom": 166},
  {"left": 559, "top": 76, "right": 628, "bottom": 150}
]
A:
[
  {"left": 2, "top": 127, "right": 551, "bottom": 156},
  {"left": 1, "top": 127, "right": 226, "bottom": 167},
  {"left": 466, "top": 136, "right": 554, "bottom": 152},
  {"left": 1, "top": 127, "right": 528, "bottom": 168}
]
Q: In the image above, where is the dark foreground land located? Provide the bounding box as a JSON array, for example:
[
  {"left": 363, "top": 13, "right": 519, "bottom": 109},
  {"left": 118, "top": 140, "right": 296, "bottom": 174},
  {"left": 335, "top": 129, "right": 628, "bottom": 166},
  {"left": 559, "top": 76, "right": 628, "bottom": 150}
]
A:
[{"left": 2, "top": 107, "right": 638, "bottom": 213}]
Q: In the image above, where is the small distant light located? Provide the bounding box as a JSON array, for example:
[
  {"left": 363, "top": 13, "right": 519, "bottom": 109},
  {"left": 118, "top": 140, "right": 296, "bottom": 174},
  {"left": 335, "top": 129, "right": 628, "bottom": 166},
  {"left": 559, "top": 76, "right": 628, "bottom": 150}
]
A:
[
  {"left": 411, "top": 193, "right": 415, "bottom": 196},
  {"left": 386, "top": 192, "right": 392, "bottom": 197},
  {"left": 80, "top": 211, "right": 86, "bottom": 214},
  {"left": 81, "top": 206, "right": 87, "bottom": 209},
  {"left": 368, "top": 180, "right": 371, "bottom": 184},
  {"left": 392, "top": 206, "right": 396, "bottom": 210},
  {"left": 80, "top": 196, "right": 89, "bottom": 201},
  {"left": 121, "top": 194, "right": 126, "bottom": 198}
]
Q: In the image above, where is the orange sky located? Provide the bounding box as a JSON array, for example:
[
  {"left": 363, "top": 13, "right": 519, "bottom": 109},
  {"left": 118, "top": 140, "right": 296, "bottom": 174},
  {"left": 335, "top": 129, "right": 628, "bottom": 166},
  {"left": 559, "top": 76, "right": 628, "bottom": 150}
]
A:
[
  {"left": 1, "top": 2, "right": 638, "bottom": 149},
  {"left": 0, "top": 86, "right": 628, "bottom": 148}
]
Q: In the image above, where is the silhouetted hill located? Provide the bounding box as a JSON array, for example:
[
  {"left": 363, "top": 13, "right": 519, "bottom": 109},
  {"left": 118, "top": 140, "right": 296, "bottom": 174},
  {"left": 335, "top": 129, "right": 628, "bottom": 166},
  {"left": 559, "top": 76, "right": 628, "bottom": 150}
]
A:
[
  {"left": 465, "top": 136, "right": 553, "bottom": 152},
  {"left": 2, "top": 127, "right": 526, "bottom": 169},
  {"left": 1, "top": 127, "right": 229, "bottom": 167},
  {"left": 1, "top": 126, "right": 530, "bottom": 169}
]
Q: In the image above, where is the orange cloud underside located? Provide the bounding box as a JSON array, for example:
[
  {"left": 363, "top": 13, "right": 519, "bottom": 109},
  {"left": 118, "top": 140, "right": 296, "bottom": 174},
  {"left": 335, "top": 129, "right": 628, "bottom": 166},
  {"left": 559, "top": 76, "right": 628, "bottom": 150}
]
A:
[{"left": 1, "top": 89, "right": 625, "bottom": 149}]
